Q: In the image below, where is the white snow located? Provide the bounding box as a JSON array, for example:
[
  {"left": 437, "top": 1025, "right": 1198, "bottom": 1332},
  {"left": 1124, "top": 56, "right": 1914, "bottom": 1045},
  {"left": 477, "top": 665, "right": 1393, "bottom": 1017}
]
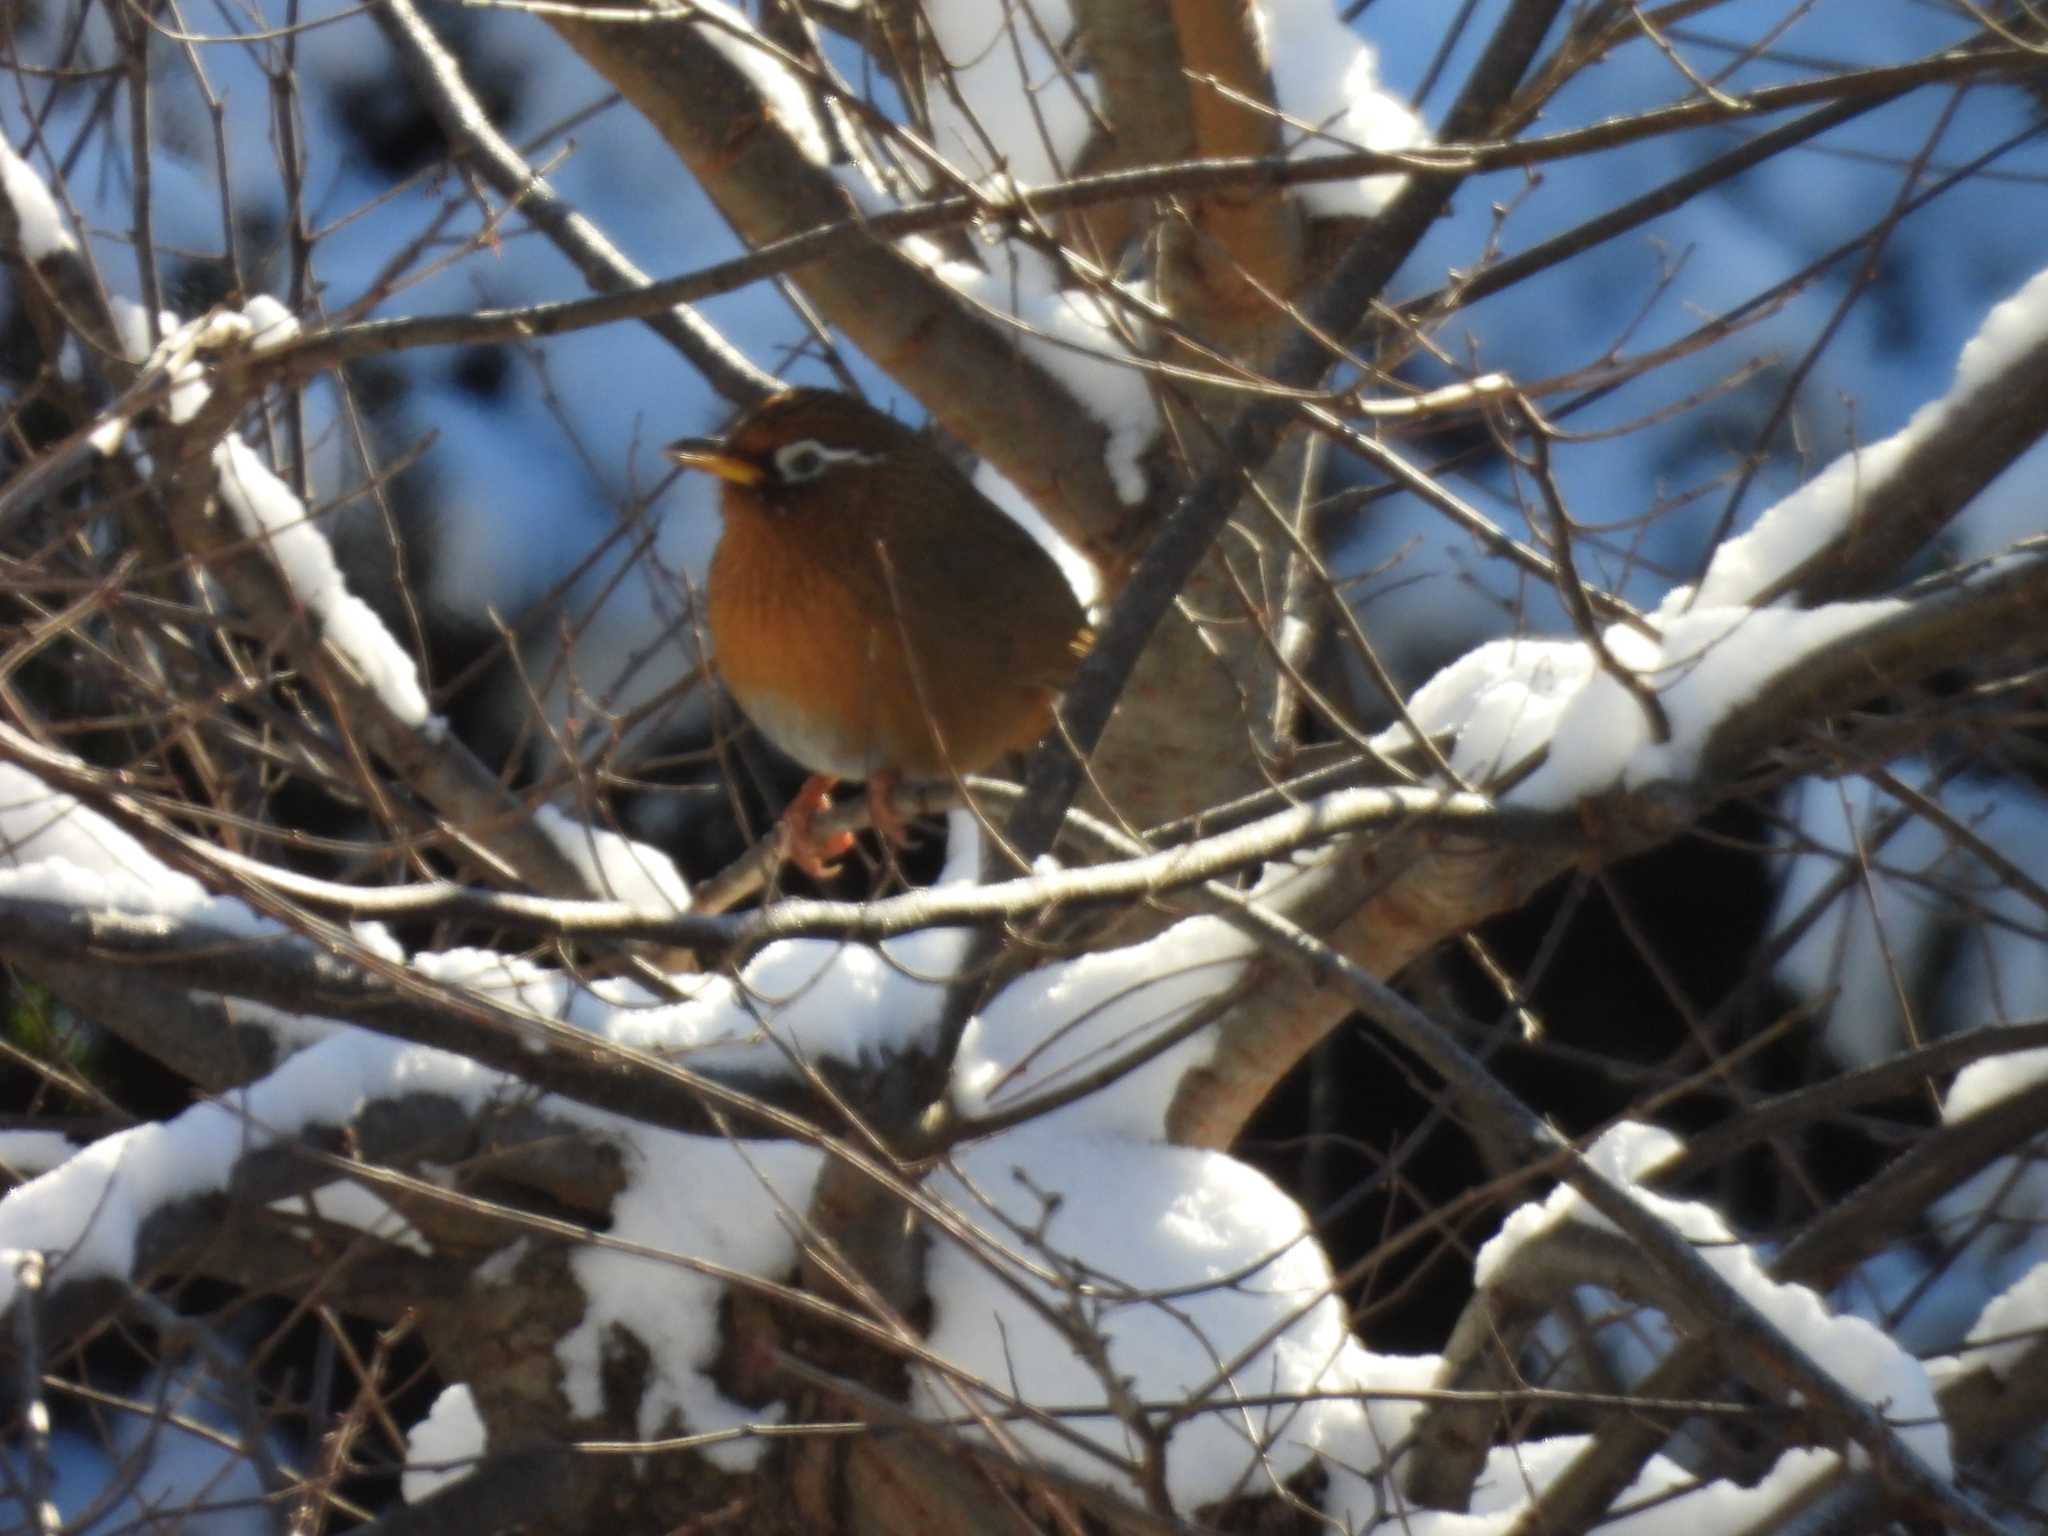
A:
[
  {"left": 914, "top": 0, "right": 1422, "bottom": 219},
  {"left": 0, "top": 823, "right": 1264, "bottom": 1493},
  {"left": 0, "top": 1026, "right": 827, "bottom": 1467},
  {"left": 0, "top": 133, "right": 71, "bottom": 260},
  {"left": 0, "top": 757, "right": 355, "bottom": 1059},
  {"left": 240, "top": 293, "right": 301, "bottom": 352},
  {"left": 0, "top": 1131, "right": 76, "bottom": 1179},
  {"left": 904, "top": 235, "right": 1158, "bottom": 505},
  {"left": 1325, "top": 1439, "right": 1842, "bottom": 1536},
  {"left": 1307, "top": 1342, "right": 1443, "bottom": 1508},
  {"left": 557, "top": 1130, "right": 821, "bottom": 1469},
  {"left": 402, "top": 1384, "right": 486, "bottom": 1503},
  {"left": 1926, "top": 1046, "right": 2048, "bottom": 1310},
  {"left": 1944, "top": 1047, "right": 2048, "bottom": 1122},
  {"left": 272, "top": 1179, "right": 430, "bottom": 1256},
  {"left": 1380, "top": 636, "right": 1593, "bottom": 786},
  {"left": 534, "top": 803, "right": 692, "bottom": 911},
  {"left": 692, "top": 1, "right": 831, "bottom": 166},
  {"left": 0, "top": 1116, "right": 261, "bottom": 1316},
  {"left": 212, "top": 994, "right": 347, "bottom": 1054},
  {"left": 917, "top": 1129, "right": 1357, "bottom": 1509},
  {"left": 1474, "top": 1123, "right": 1950, "bottom": 1480},
  {"left": 0, "top": 803, "right": 972, "bottom": 1463},
  {"left": 0, "top": 1037, "right": 511, "bottom": 1319},
  {"left": 105, "top": 295, "right": 168, "bottom": 366},
  {"left": 0, "top": 758, "right": 288, "bottom": 942},
  {"left": 1259, "top": 0, "right": 1426, "bottom": 217},
  {"left": 1378, "top": 597, "right": 1901, "bottom": 809},
  {"left": 919, "top": 0, "right": 1095, "bottom": 190},
  {"left": 0, "top": 760, "right": 207, "bottom": 895},
  {"left": 882, "top": 3, "right": 1165, "bottom": 510},
  {"left": 353, "top": 920, "right": 408, "bottom": 965},
  {"left": 1833, "top": 1245, "right": 1990, "bottom": 1363},
  {"left": 952, "top": 913, "right": 1251, "bottom": 1140},
  {"left": 913, "top": 908, "right": 1316, "bottom": 1510},
  {"left": 213, "top": 436, "right": 435, "bottom": 727},
  {"left": 970, "top": 465, "right": 1104, "bottom": 607},
  {"left": 1945, "top": 1259, "right": 2048, "bottom": 1383},
  {"left": 1691, "top": 262, "right": 2048, "bottom": 609},
  {"left": 1514, "top": 598, "right": 1899, "bottom": 808},
  {"left": 410, "top": 807, "right": 983, "bottom": 1072}
]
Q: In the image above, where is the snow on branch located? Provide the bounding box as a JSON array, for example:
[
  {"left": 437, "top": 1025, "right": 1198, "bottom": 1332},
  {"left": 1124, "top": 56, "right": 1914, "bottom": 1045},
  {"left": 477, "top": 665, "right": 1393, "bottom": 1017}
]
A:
[
  {"left": 0, "top": 124, "right": 620, "bottom": 905},
  {"left": 1478, "top": 1124, "right": 1947, "bottom": 1475},
  {"left": 1694, "top": 260, "right": 2048, "bottom": 608},
  {"left": 0, "top": 135, "right": 71, "bottom": 263},
  {"left": 210, "top": 436, "right": 431, "bottom": 729},
  {"left": 0, "top": 777, "right": 982, "bottom": 1120},
  {"left": 155, "top": 417, "right": 599, "bottom": 899},
  {"left": 0, "top": 1018, "right": 826, "bottom": 1472},
  {"left": 1370, "top": 255, "right": 2048, "bottom": 815},
  {"left": 0, "top": 796, "right": 1442, "bottom": 1496},
  {"left": 1927, "top": 1050, "right": 2048, "bottom": 1427},
  {"left": 1373, "top": 540, "right": 2048, "bottom": 815}
]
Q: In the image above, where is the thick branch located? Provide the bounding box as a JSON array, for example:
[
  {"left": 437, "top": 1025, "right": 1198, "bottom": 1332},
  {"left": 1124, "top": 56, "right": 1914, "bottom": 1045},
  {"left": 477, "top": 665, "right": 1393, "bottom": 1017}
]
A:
[
  {"left": 0, "top": 899, "right": 813, "bottom": 1143},
  {"left": 1167, "top": 544, "right": 2048, "bottom": 1147},
  {"left": 1169, "top": 0, "right": 1304, "bottom": 308},
  {"left": 1702, "top": 546, "right": 2048, "bottom": 783},
  {"left": 539, "top": 1, "right": 1133, "bottom": 562},
  {"left": 1762, "top": 363, "right": 2048, "bottom": 605},
  {"left": 1009, "top": 0, "right": 1572, "bottom": 857}
]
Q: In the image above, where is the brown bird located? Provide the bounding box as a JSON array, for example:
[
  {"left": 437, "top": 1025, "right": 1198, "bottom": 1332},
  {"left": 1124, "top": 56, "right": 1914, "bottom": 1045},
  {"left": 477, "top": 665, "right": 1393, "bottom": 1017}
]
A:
[{"left": 666, "top": 388, "right": 1091, "bottom": 879}]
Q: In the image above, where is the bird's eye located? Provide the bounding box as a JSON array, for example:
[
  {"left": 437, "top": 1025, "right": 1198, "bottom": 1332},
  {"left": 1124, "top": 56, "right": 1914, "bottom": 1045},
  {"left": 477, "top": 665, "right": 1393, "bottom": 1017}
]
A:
[{"left": 774, "top": 441, "right": 831, "bottom": 484}]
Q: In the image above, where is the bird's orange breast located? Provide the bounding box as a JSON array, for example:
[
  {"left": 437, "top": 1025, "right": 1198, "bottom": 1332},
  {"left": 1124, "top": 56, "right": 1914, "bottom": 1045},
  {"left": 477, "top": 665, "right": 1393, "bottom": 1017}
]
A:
[{"left": 706, "top": 500, "right": 1072, "bottom": 782}]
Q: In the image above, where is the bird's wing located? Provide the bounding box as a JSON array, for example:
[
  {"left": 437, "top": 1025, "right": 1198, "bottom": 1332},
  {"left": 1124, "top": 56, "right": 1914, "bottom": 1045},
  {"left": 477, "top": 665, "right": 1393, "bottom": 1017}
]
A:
[{"left": 879, "top": 493, "right": 1090, "bottom": 692}]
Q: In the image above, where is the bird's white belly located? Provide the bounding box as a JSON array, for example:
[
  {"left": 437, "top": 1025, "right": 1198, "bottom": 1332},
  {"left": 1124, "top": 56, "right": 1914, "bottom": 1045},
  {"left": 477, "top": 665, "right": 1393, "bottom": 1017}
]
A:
[{"left": 732, "top": 685, "right": 882, "bottom": 781}]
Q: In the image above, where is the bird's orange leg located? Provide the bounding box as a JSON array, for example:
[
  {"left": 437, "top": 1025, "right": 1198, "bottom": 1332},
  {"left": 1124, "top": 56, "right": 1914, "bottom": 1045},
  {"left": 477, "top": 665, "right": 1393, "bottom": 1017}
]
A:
[
  {"left": 865, "top": 769, "right": 916, "bottom": 855},
  {"left": 780, "top": 774, "right": 856, "bottom": 881}
]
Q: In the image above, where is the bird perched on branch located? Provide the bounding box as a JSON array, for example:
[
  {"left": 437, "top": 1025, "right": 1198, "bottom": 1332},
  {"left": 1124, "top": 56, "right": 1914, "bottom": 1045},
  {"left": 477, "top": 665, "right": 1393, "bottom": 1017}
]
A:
[{"left": 667, "top": 388, "right": 1091, "bottom": 879}]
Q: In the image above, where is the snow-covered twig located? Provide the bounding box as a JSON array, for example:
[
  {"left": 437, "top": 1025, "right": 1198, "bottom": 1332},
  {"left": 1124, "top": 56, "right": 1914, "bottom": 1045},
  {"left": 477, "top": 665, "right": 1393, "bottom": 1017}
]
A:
[
  {"left": 8, "top": 1254, "right": 58, "bottom": 1536},
  {"left": 0, "top": 130, "right": 608, "bottom": 907},
  {"left": 195, "top": 781, "right": 1541, "bottom": 948}
]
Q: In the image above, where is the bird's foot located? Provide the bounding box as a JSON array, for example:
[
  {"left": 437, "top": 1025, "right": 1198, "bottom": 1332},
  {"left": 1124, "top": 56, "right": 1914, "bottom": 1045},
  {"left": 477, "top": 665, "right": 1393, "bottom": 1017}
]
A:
[
  {"left": 780, "top": 774, "right": 855, "bottom": 881},
  {"left": 866, "top": 770, "right": 917, "bottom": 854}
]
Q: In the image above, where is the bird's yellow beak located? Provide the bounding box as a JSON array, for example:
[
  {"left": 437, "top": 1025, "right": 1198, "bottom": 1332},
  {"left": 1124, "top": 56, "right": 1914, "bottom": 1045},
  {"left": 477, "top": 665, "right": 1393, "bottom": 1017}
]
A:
[{"left": 664, "top": 438, "right": 766, "bottom": 487}]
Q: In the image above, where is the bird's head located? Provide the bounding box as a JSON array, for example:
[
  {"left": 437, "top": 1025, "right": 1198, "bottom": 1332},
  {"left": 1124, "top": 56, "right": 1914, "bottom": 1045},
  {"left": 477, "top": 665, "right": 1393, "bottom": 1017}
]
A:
[{"left": 665, "top": 388, "right": 916, "bottom": 516}]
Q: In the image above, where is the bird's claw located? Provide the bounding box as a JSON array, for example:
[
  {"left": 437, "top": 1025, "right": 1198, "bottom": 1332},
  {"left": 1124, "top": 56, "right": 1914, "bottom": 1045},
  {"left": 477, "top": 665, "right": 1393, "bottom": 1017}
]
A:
[
  {"left": 866, "top": 771, "right": 917, "bottom": 854},
  {"left": 781, "top": 774, "right": 856, "bottom": 882},
  {"left": 778, "top": 771, "right": 920, "bottom": 882}
]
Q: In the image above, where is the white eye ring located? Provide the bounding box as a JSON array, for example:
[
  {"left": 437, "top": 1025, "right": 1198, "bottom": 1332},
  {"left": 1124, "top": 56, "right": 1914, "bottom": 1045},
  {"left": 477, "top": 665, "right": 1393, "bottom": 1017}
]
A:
[
  {"left": 775, "top": 440, "right": 831, "bottom": 483},
  {"left": 772, "top": 439, "right": 886, "bottom": 486}
]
